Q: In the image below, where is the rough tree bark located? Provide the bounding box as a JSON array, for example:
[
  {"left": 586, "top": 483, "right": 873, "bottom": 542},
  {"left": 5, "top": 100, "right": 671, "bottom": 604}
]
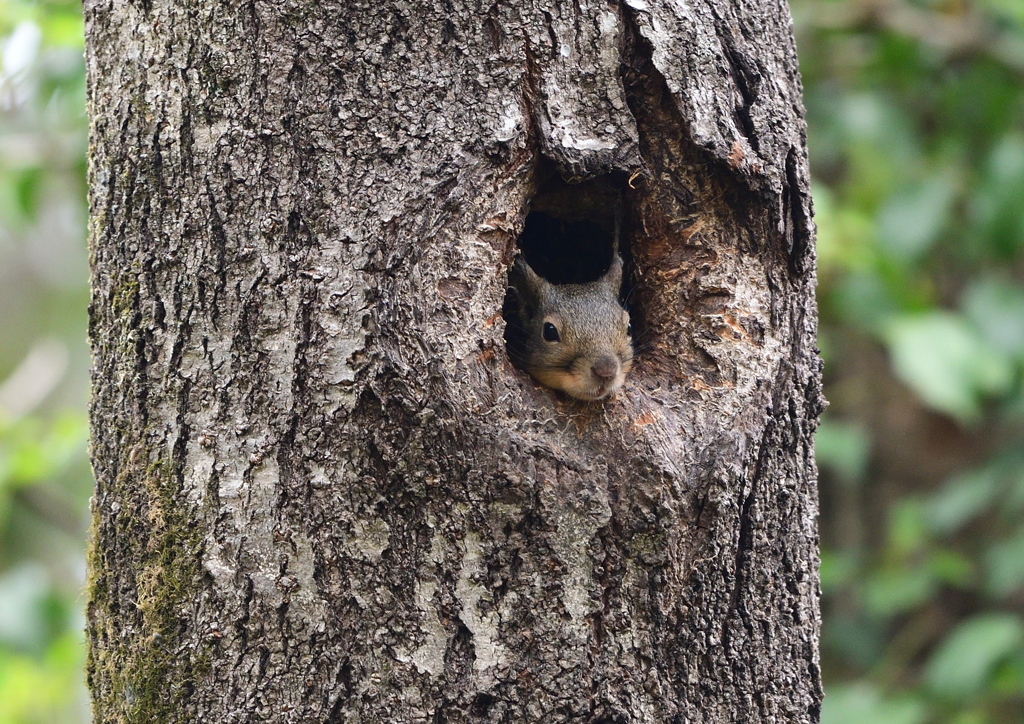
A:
[{"left": 85, "top": 0, "right": 823, "bottom": 722}]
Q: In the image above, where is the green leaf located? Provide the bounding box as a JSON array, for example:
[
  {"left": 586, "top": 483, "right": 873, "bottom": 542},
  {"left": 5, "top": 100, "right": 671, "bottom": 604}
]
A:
[
  {"left": 990, "top": 653, "right": 1024, "bottom": 696},
  {"left": 1005, "top": 462, "right": 1024, "bottom": 511},
  {"left": 0, "top": 564, "right": 50, "bottom": 652},
  {"left": 929, "top": 549, "right": 973, "bottom": 587},
  {"left": 889, "top": 498, "right": 928, "bottom": 556},
  {"left": 820, "top": 549, "right": 860, "bottom": 592},
  {"left": 969, "top": 135, "right": 1024, "bottom": 258},
  {"left": 863, "top": 566, "right": 934, "bottom": 617},
  {"left": 0, "top": 412, "right": 87, "bottom": 489},
  {"left": 947, "top": 711, "right": 988, "bottom": 724},
  {"left": 877, "top": 177, "right": 955, "bottom": 261},
  {"left": 984, "top": 528, "right": 1024, "bottom": 598},
  {"left": 832, "top": 271, "right": 900, "bottom": 330},
  {"left": 962, "top": 277, "right": 1024, "bottom": 358},
  {"left": 814, "top": 185, "right": 879, "bottom": 277},
  {"left": 925, "top": 614, "right": 1024, "bottom": 699},
  {"left": 816, "top": 419, "right": 871, "bottom": 482},
  {"left": 884, "top": 312, "right": 1015, "bottom": 423},
  {"left": 926, "top": 469, "right": 1001, "bottom": 535},
  {"left": 979, "top": 0, "right": 1024, "bottom": 27},
  {"left": 822, "top": 683, "right": 927, "bottom": 724},
  {"left": 40, "top": 12, "right": 83, "bottom": 48},
  {"left": 0, "top": 631, "right": 84, "bottom": 724}
]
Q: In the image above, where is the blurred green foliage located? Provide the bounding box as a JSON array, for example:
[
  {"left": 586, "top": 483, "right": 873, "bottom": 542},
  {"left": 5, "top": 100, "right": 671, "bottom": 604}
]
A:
[
  {"left": 0, "top": 0, "right": 90, "bottom": 720},
  {"left": 2, "top": 0, "right": 1023, "bottom": 721},
  {"left": 794, "top": 0, "right": 1024, "bottom": 721}
]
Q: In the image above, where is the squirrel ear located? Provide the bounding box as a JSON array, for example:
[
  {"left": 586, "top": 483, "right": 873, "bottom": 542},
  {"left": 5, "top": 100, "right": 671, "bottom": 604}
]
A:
[
  {"left": 502, "top": 284, "right": 521, "bottom": 317},
  {"left": 600, "top": 254, "right": 624, "bottom": 295},
  {"left": 512, "top": 255, "right": 548, "bottom": 298}
]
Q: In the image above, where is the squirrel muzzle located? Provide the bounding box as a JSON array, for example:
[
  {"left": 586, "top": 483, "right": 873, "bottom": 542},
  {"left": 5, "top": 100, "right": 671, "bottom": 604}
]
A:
[{"left": 505, "top": 254, "right": 633, "bottom": 401}]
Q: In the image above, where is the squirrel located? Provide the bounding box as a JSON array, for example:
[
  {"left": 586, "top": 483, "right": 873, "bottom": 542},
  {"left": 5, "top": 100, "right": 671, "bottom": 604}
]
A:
[{"left": 504, "top": 249, "right": 633, "bottom": 401}]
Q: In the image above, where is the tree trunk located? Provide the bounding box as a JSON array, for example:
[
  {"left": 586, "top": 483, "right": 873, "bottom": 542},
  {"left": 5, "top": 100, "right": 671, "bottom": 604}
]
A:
[{"left": 84, "top": 0, "right": 823, "bottom": 721}]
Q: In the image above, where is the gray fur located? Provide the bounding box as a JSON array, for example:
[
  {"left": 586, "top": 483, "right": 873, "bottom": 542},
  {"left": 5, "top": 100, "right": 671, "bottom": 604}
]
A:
[{"left": 506, "top": 254, "right": 633, "bottom": 399}]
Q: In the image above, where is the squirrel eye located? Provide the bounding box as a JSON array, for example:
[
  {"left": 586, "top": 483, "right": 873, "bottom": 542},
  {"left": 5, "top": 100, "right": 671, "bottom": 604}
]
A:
[
  {"left": 627, "top": 321, "right": 633, "bottom": 336},
  {"left": 542, "top": 322, "right": 560, "bottom": 342}
]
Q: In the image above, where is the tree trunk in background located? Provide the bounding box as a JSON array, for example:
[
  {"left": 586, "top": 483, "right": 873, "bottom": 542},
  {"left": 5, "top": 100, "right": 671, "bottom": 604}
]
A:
[{"left": 84, "top": 0, "right": 823, "bottom": 721}]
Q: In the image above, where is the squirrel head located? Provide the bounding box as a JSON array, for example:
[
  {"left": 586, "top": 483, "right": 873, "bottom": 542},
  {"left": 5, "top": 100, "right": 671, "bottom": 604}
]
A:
[{"left": 506, "top": 254, "right": 633, "bottom": 401}]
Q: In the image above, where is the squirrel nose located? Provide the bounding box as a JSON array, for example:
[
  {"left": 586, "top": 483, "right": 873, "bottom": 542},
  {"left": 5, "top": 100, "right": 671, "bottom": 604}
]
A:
[{"left": 591, "top": 356, "right": 619, "bottom": 382}]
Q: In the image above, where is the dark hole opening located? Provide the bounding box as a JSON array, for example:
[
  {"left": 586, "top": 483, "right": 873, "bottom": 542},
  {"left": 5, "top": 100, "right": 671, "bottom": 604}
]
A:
[
  {"left": 502, "top": 170, "right": 640, "bottom": 386},
  {"left": 515, "top": 170, "right": 626, "bottom": 285},
  {"left": 516, "top": 212, "right": 615, "bottom": 285}
]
